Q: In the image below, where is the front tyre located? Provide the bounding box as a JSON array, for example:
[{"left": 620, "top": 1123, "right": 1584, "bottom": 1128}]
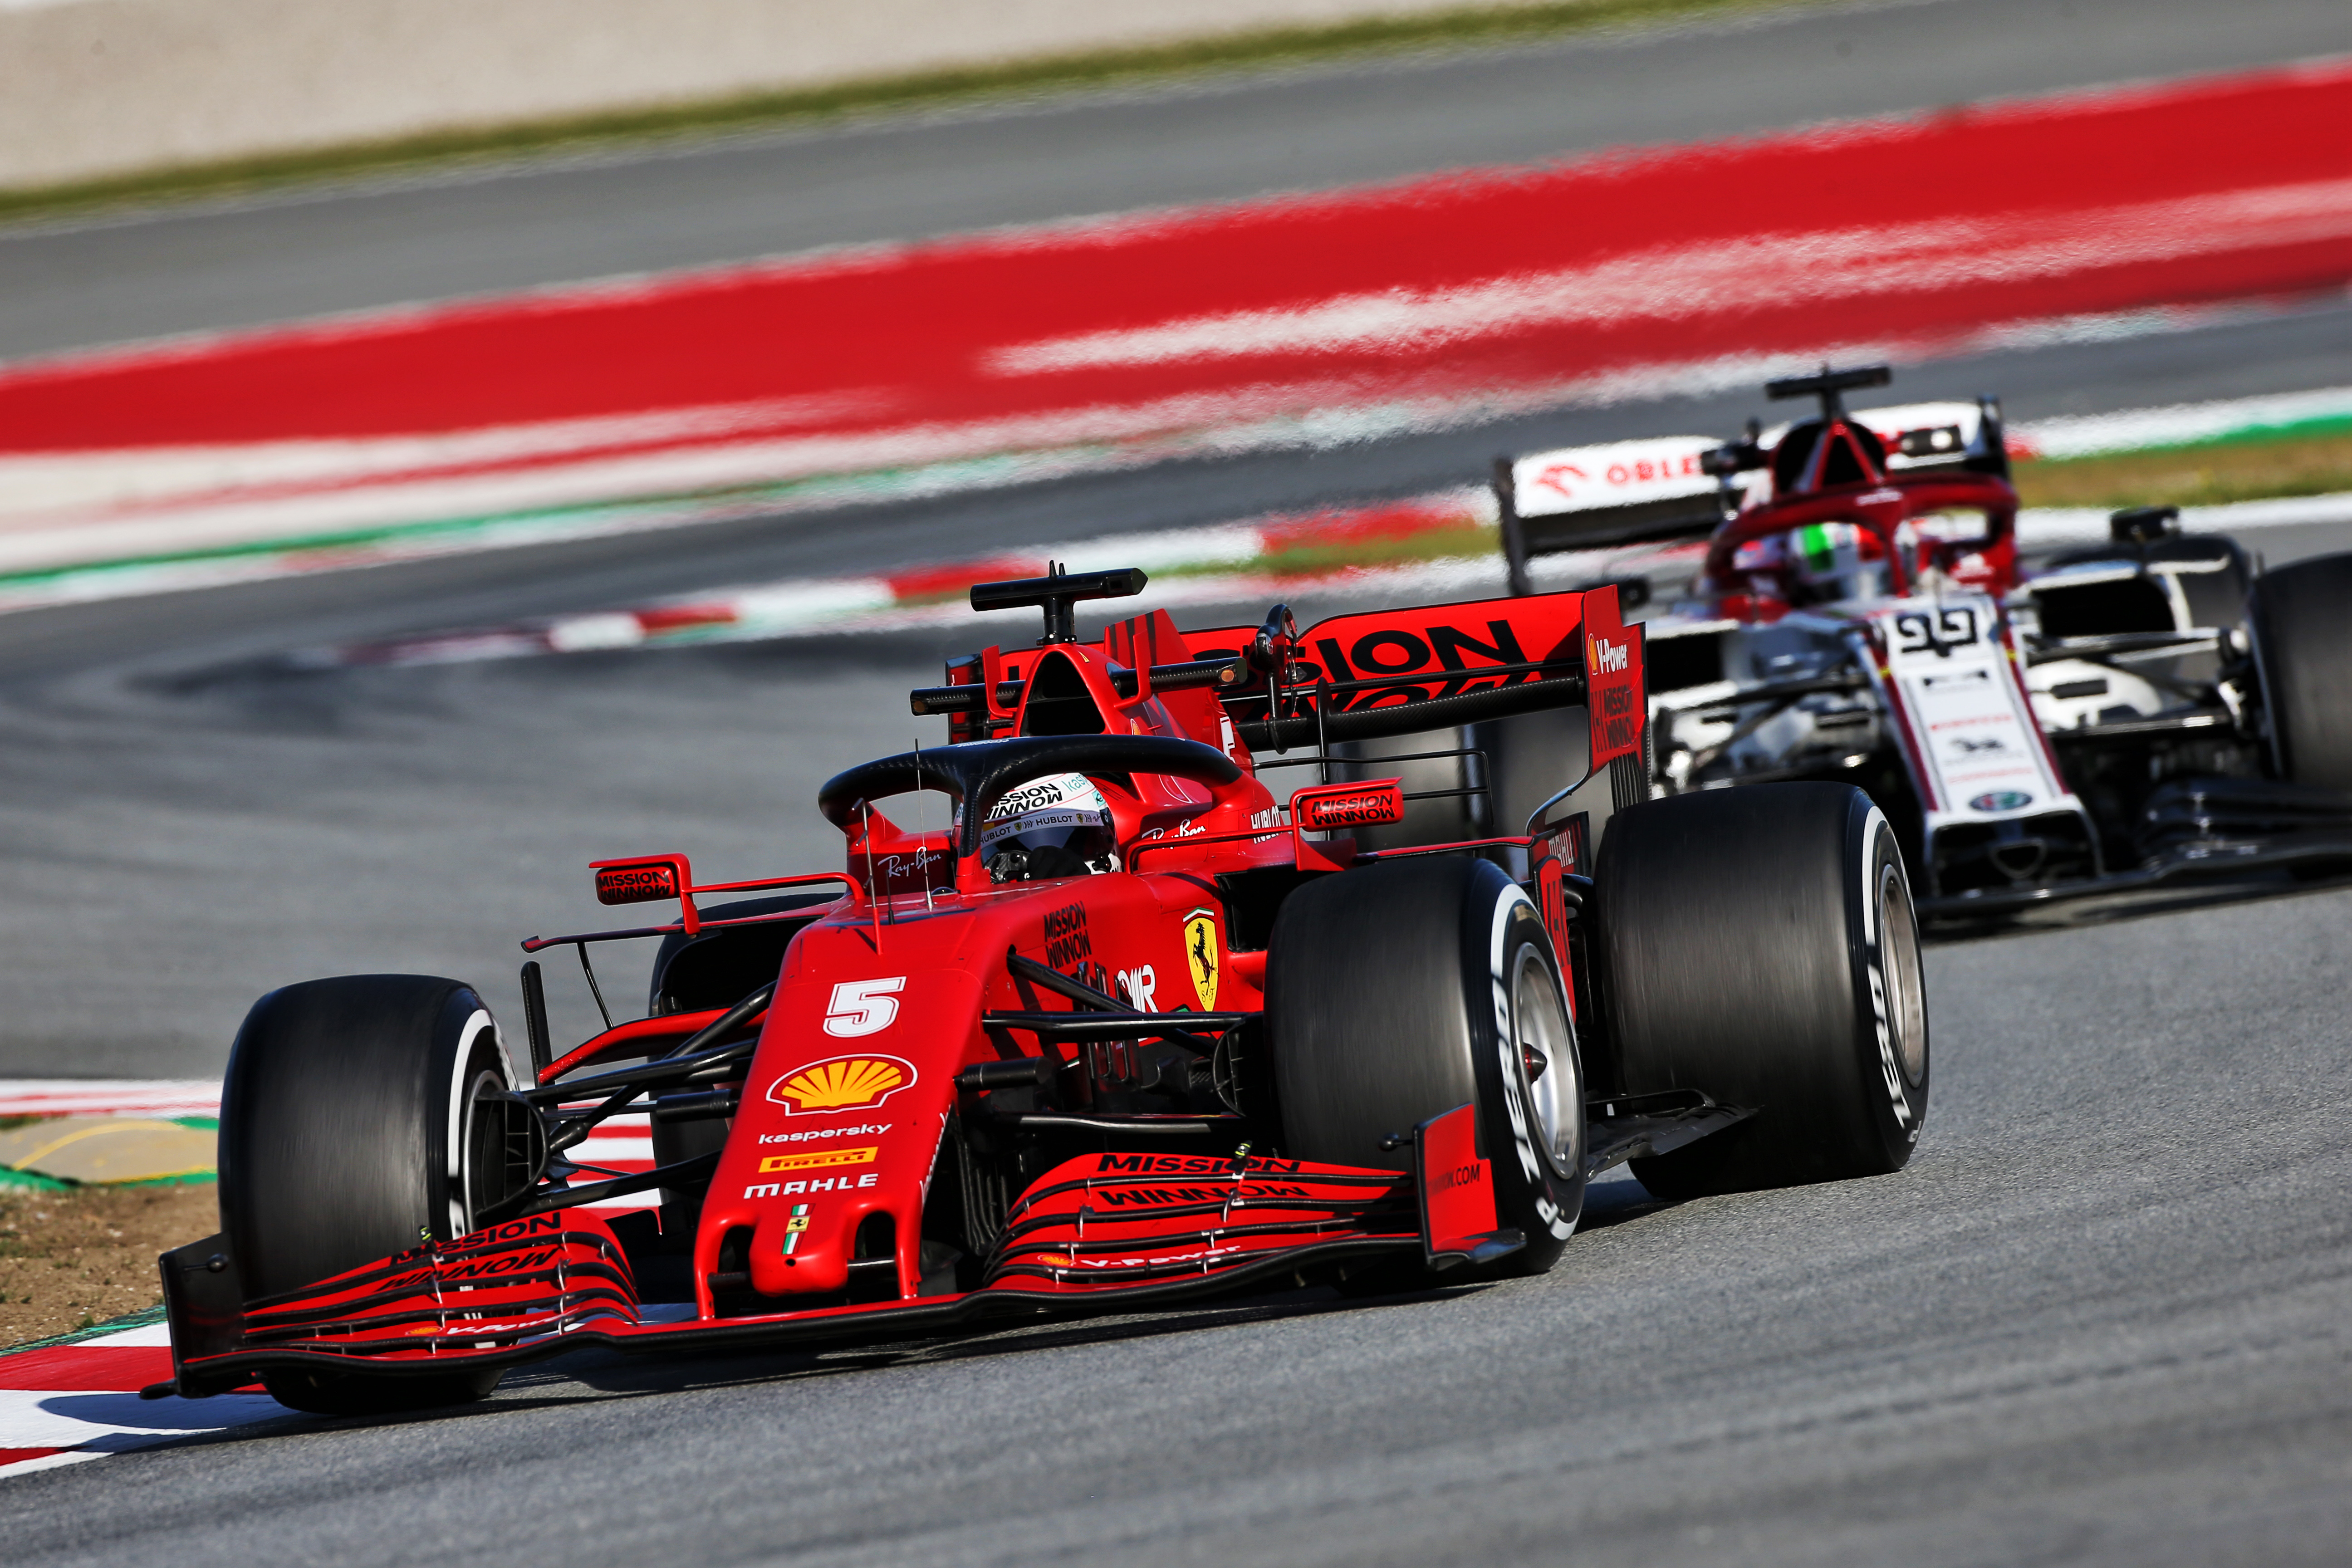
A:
[
  {"left": 218, "top": 974, "right": 522, "bottom": 1414},
  {"left": 1268, "top": 856, "right": 1585, "bottom": 1278},
  {"left": 2250, "top": 551, "right": 2352, "bottom": 789},
  {"left": 1598, "top": 784, "right": 1927, "bottom": 1198}
]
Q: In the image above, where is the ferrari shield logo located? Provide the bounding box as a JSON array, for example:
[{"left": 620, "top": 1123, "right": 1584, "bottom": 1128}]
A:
[{"left": 1183, "top": 909, "right": 1220, "bottom": 1010}]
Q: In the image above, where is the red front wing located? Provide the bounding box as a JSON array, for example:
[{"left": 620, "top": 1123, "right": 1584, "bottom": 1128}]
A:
[{"left": 155, "top": 1106, "right": 1509, "bottom": 1397}]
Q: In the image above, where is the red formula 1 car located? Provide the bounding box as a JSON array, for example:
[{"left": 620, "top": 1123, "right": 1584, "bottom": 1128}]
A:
[{"left": 155, "top": 570, "right": 1929, "bottom": 1414}]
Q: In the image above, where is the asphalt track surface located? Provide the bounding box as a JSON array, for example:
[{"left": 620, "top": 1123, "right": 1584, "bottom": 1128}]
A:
[
  {"left": 3, "top": 3, "right": 2351, "bottom": 1560},
  {"left": 4, "top": 0, "right": 2349, "bottom": 363}
]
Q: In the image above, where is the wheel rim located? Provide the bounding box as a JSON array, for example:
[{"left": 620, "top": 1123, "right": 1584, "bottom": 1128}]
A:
[
  {"left": 457, "top": 1064, "right": 519, "bottom": 1234},
  {"left": 1510, "top": 946, "right": 1580, "bottom": 1176},
  {"left": 1877, "top": 862, "right": 1928, "bottom": 1088}
]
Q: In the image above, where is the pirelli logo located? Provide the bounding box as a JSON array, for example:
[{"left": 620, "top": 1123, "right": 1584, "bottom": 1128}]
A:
[{"left": 758, "top": 1145, "right": 879, "bottom": 1174}]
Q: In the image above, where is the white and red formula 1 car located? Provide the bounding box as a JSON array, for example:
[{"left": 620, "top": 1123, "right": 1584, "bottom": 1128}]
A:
[{"left": 1476, "top": 365, "right": 2352, "bottom": 921}]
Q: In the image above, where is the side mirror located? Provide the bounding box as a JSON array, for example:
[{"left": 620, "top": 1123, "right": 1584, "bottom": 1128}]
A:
[
  {"left": 593, "top": 855, "right": 689, "bottom": 905},
  {"left": 2109, "top": 505, "right": 2180, "bottom": 544},
  {"left": 1289, "top": 779, "right": 1405, "bottom": 832}
]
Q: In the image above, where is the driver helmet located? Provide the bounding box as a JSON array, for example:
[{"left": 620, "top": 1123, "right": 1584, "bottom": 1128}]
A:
[
  {"left": 980, "top": 772, "right": 1116, "bottom": 882},
  {"left": 1789, "top": 521, "right": 1884, "bottom": 600}
]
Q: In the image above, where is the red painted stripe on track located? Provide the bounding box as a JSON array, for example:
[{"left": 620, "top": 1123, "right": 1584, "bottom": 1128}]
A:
[
  {"left": 0, "top": 1447, "right": 66, "bottom": 1467},
  {"left": 4, "top": 61, "right": 2349, "bottom": 456},
  {"left": 0, "top": 1345, "right": 175, "bottom": 1392}
]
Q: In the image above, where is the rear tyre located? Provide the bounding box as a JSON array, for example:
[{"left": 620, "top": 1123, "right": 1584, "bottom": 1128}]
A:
[
  {"left": 2250, "top": 551, "right": 2352, "bottom": 790},
  {"left": 219, "top": 974, "right": 520, "bottom": 1415},
  {"left": 1597, "top": 784, "right": 1926, "bottom": 1199},
  {"left": 1268, "top": 856, "right": 1585, "bottom": 1279}
]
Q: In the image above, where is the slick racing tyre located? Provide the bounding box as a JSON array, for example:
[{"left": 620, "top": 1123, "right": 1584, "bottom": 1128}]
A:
[
  {"left": 1597, "top": 784, "right": 1927, "bottom": 1199},
  {"left": 1267, "top": 855, "right": 1584, "bottom": 1278},
  {"left": 2250, "top": 551, "right": 2352, "bottom": 790},
  {"left": 219, "top": 974, "right": 523, "bottom": 1414}
]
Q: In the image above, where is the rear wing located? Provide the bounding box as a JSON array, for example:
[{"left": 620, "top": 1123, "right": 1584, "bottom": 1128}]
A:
[
  {"left": 1837, "top": 397, "right": 2008, "bottom": 477},
  {"left": 1494, "top": 397, "right": 2010, "bottom": 593},
  {"left": 1495, "top": 436, "right": 1732, "bottom": 595},
  {"left": 1183, "top": 584, "right": 1646, "bottom": 785},
  {"left": 907, "top": 574, "right": 1645, "bottom": 798}
]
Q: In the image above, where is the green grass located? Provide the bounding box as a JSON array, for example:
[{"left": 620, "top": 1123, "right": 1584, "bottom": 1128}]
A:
[
  {"left": 0, "top": 0, "right": 1835, "bottom": 224},
  {"left": 2014, "top": 426, "right": 2352, "bottom": 511},
  {"left": 0, "top": 1169, "right": 215, "bottom": 1192}
]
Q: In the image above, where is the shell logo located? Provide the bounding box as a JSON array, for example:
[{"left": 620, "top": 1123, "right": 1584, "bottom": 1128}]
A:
[{"left": 766, "top": 1054, "right": 917, "bottom": 1116}]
